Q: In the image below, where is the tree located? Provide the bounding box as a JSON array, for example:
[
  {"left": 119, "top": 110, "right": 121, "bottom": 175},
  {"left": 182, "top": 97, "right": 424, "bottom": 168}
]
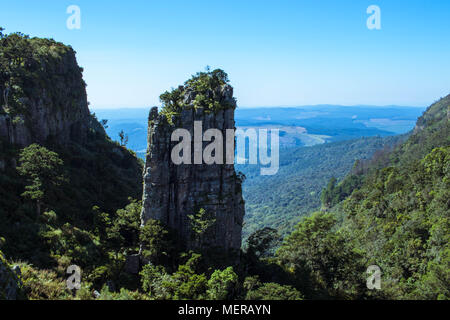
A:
[
  {"left": 100, "top": 119, "right": 108, "bottom": 129},
  {"left": 320, "top": 177, "right": 337, "bottom": 208},
  {"left": 171, "top": 253, "right": 207, "bottom": 299},
  {"left": 245, "top": 282, "right": 303, "bottom": 300},
  {"left": 207, "top": 267, "right": 238, "bottom": 300},
  {"left": 0, "top": 30, "right": 33, "bottom": 112},
  {"left": 246, "top": 227, "right": 281, "bottom": 259},
  {"left": 92, "top": 206, "right": 111, "bottom": 242},
  {"left": 140, "top": 253, "right": 208, "bottom": 300},
  {"left": 140, "top": 264, "right": 174, "bottom": 300},
  {"left": 140, "top": 219, "right": 176, "bottom": 266},
  {"left": 277, "top": 212, "right": 365, "bottom": 299},
  {"left": 188, "top": 208, "right": 216, "bottom": 250},
  {"left": 17, "top": 144, "right": 66, "bottom": 216},
  {"left": 118, "top": 130, "right": 128, "bottom": 147},
  {"left": 107, "top": 199, "right": 141, "bottom": 251}
]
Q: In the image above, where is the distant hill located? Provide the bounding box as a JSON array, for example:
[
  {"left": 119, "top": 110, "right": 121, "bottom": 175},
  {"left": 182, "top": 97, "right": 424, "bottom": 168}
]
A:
[{"left": 235, "top": 105, "right": 424, "bottom": 136}]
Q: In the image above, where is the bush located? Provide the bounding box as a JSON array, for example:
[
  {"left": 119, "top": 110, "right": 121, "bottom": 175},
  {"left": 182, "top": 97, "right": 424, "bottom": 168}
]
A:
[
  {"left": 245, "top": 282, "right": 303, "bottom": 300},
  {"left": 207, "top": 267, "right": 238, "bottom": 300}
]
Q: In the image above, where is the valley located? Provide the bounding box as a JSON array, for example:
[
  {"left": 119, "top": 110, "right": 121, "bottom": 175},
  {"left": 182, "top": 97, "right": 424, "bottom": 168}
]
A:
[
  {"left": 0, "top": 24, "right": 448, "bottom": 302},
  {"left": 95, "top": 105, "right": 424, "bottom": 239}
]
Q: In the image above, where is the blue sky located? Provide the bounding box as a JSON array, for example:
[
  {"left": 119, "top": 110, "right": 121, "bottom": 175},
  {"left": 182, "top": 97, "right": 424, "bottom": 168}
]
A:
[{"left": 1, "top": 0, "right": 449, "bottom": 108}]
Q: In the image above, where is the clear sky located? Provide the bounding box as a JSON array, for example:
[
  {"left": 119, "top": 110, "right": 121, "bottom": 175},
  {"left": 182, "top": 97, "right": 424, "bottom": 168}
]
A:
[{"left": 1, "top": 0, "right": 449, "bottom": 108}]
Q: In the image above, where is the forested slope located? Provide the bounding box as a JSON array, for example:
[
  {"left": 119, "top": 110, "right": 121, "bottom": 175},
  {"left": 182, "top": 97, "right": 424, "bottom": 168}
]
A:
[
  {"left": 0, "top": 30, "right": 144, "bottom": 299},
  {"left": 277, "top": 95, "right": 450, "bottom": 299},
  {"left": 239, "top": 135, "right": 405, "bottom": 239}
]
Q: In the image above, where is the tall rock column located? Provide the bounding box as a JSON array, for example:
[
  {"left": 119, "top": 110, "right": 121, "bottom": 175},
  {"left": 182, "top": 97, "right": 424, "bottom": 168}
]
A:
[{"left": 141, "top": 70, "right": 245, "bottom": 253}]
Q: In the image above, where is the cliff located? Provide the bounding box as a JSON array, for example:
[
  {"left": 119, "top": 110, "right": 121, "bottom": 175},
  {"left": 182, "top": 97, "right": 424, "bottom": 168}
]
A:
[
  {"left": 0, "top": 31, "right": 143, "bottom": 273},
  {"left": 141, "top": 70, "right": 245, "bottom": 253},
  {"left": 399, "top": 94, "right": 450, "bottom": 164},
  {"left": 0, "top": 34, "right": 91, "bottom": 148}
]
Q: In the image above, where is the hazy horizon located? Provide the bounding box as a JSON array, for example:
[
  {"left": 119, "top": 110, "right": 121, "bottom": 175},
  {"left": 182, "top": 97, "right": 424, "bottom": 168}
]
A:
[{"left": 91, "top": 103, "right": 428, "bottom": 111}]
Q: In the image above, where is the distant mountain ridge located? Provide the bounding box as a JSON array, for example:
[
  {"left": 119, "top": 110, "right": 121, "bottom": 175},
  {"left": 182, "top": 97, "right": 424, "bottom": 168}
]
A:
[{"left": 95, "top": 105, "right": 425, "bottom": 159}]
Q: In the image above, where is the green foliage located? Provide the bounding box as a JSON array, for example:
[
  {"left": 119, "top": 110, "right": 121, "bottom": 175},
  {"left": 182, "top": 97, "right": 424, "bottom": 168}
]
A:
[
  {"left": 0, "top": 32, "right": 143, "bottom": 297},
  {"left": 0, "top": 138, "right": 143, "bottom": 269},
  {"left": 2, "top": 28, "right": 449, "bottom": 301},
  {"left": 107, "top": 199, "right": 141, "bottom": 251},
  {"left": 277, "top": 212, "right": 366, "bottom": 299},
  {"left": 92, "top": 206, "right": 111, "bottom": 242},
  {"left": 242, "top": 97, "right": 449, "bottom": 300},
  {"left": 245, "top": 282, "right": 303, "bottom": 300},
  {"left": 188, "top": 208, "right": 216, "bottom": 250},
  {"left": 0, "top": 250, "right": 23, "bottom": 300},
  {"left": 171, "top": 254, "right": 208, "bottom": 300},
  {"left": 246, "top": 227, "right": 281, "bottom": 259},
  {"left": 118, "top": 130, "right": 128, "bottom": 147},
  {"left": 159, "top": 68, "right": 234, "bottom": 122},
  {"left": 140, "top": 264, "right": 175, "bottom": 300},
  {"left": 0, "top": 30, "right": 145, "bottom": 300},
  {"left": 280, "top": 96, "right": 450, "bottom": 300},
  {"left": 140, "top": 253, "right": 208, "bottom": 300},
  {"left": 206, "top": 267, "right": 238, "bottom": 300},
  {"left": 140, "top": 219, "right": 178, "bottom": 266},
  {"left": 18, "top": 263, "right": 69, "bottom": 300},
  {"left": 335, "top": 147, "right": 450, "bottom": 299},
  {"left": 0, "top": 30, "right": 86, "bottom": 116},
  {"left": 321, "top": 175, "right": 364, "bottom": 209},
  {"left": 320, "top": 177, "right": 338, "bottom": 208},
  {"left": 239, "top": 135, "right": 403, "bottom": 239},
  {"left": 396, "top": 94, "right": 450, "bottom": 165},
  {"left": 95, "top": 285, "right": 147, "bottom": 300},
  {"left": 17, "top": 144, "right": 66, "bottom": 214}
]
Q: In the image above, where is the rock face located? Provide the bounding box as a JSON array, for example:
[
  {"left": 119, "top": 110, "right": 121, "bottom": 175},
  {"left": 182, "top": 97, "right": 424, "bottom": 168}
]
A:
[
  {"left": 0, "top": 38, "right": 90, "bottom": 148},
  {"left": 0, "top": 251, "right": 21, "bottom": 300},
  {"left": 141, "top": 74, "right": 245, "bottom": 253},
  {"left": 0, "top": 94, "right": 90, "bottom": 147}
]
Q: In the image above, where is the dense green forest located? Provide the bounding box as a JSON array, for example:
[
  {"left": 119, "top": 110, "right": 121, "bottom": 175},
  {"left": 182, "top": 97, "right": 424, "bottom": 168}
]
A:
[
  {"left": 277, "top": 95, "right": 449, "bottom": 299},
  {"left": 238, "top": 135, "right": 406, "bottom": 240},
  {"left": 0, "top": 30, "right": 448, "bottom": 300},
  {"left": 0, "top": 30, "right": 147, "bottom": 299}
]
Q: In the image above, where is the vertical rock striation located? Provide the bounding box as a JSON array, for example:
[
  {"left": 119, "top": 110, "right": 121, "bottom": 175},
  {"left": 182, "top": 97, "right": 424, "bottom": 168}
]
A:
[
  {"left": 141, "top": 70, "right": 245, "bottom": 253},
  {"left": 0, "top": 37, "right": 90, "bottom": 148}
]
